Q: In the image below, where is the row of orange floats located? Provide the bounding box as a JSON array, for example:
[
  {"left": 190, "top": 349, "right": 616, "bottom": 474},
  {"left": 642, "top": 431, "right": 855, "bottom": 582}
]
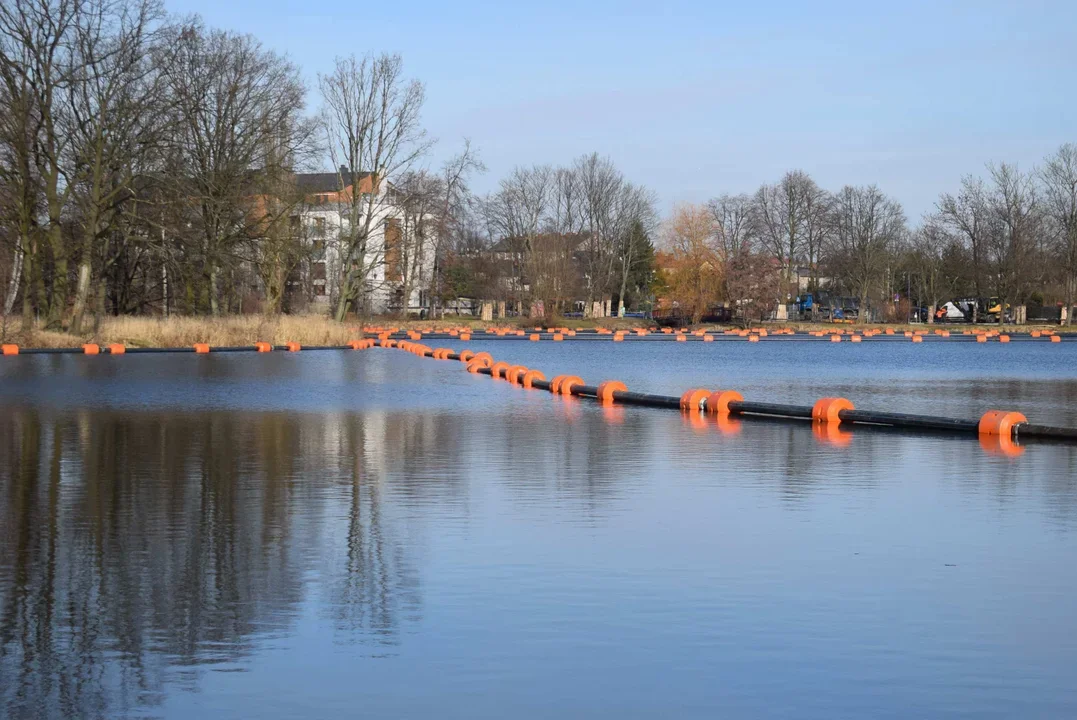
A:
[{"left": 381, "top": 341, "right": 1037, "bottom": 457}]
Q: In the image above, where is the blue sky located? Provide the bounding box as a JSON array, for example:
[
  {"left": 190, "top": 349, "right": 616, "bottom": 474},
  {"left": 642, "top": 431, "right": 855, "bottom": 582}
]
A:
[{"left": 170, "top": 0, "right": 1075, "bottom": 221}]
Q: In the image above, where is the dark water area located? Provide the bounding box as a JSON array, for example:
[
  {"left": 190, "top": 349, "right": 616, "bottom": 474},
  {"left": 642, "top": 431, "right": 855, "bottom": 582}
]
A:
[{"left": 1, "top": 342, "right": 1076, "bottom": 719}]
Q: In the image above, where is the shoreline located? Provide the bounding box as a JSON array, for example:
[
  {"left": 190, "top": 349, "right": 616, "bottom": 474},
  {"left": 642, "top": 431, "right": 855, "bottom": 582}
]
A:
[{"left": 0, "top": 314, "right": 1071, "bottom": 350}]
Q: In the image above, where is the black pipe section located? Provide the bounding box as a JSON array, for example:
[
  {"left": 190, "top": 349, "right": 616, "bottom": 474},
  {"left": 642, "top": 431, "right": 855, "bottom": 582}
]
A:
[
  {"left": 729, "top": 401, "right": 815, "bottom": 420},
  {"left": 122, "top": 347, "right": 195, "bottom": 353},
  {"left": 10, "top": 348, "right": 83, "bottom": 354},
  {"left": 610, "top": 390, "right": 682, "bottom": 410},
  {"left": 1020, "top": 424, "right": 1077, "bottom": 440},
  {"left": 838, "top": 409, "right": 979, "bottom": 433}
]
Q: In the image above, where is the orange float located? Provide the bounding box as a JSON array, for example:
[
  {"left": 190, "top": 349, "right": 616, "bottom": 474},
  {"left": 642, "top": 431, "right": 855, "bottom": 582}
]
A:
[
  {"left": 812, "top": 397, "right": 854, "bottom": 424},
  {"left": 466, "top": 358, "right": 492, "bottom": 373},
  {"left": 704, "top": 390, "right": 742, "bottom": 416},
  {"left": 596, "top": 380, "right": 627, "bottom": 405},
  {"left": 679, "top": 388, "right": 710, "bottom": 413},
  {"left": 559, "top": 375, "right": 584, "bottom": 396},
  {"left": 506, "top": 365, "right": 529, "bottom": 384},
  {"left": 978, "top": 410, "right": 1027, "bottom": 437},
  {"left": 521, "top": 370, "right": 546, "bottom": 389}
]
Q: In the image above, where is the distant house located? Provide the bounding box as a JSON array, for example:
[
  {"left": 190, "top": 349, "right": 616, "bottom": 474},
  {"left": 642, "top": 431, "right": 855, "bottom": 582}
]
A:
[
  {"left": 288, "top": 168, "right": 434, "bottom": 314},
  {"left": 486, "top": 233, "right": 590, "bottom": 312}
]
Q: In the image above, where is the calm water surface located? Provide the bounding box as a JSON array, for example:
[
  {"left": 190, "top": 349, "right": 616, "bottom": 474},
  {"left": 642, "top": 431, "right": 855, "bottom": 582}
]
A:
[{"left": 1, "top": 341, "right": 1076, "bottom": 719}]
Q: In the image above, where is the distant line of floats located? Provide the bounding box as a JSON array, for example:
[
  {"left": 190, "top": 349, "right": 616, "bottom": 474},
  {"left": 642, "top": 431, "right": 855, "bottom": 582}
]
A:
[
  {"left": 3, "top": 324, "right": 1073, "bottom": 456},
  {"left": 355, "top": 325, "right": 1068, "bottom": 343},
  {"left": 368, "top": 336, "right": 1075, "bottom": 457}
]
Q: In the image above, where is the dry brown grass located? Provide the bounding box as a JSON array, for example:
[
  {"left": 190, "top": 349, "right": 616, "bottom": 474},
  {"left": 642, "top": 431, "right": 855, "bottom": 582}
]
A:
[
  {"left": 8, "top": 315, "right": 364, "bottom": 349},
  {"left": 3, "top": 313, "right": 655, "bottom": 348},
  {"left": 4, "top": 313, "right": 1066, "bottom": 349}
]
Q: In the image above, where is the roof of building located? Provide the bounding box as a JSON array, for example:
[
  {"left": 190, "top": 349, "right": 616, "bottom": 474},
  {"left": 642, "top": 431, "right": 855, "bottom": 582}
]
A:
[{"left": 295, "top": 168, "right": 374, "bottom": 194}]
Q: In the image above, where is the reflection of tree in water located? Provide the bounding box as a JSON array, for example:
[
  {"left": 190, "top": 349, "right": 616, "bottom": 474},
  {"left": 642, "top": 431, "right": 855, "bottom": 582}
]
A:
[
  {"left": 0, "top": 409, "right": 429, "bottom": 718},
  {"left": 466, "top": 402, "right": 644, "bottom": 516},
  {"left": 323, "top": 414, "right": 439, "bottom": 645}
]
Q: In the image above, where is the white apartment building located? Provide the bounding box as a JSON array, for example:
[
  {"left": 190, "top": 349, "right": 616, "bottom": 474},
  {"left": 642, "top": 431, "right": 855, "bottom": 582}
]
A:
[{"left": 292, "top": 170, "right": 435, "bottom": 314}]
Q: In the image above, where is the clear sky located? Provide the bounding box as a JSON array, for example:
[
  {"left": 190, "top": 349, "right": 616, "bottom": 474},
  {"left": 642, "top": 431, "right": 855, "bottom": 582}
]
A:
[{"left": 169, "top": 0, "right": 1075, "bottom": 221}]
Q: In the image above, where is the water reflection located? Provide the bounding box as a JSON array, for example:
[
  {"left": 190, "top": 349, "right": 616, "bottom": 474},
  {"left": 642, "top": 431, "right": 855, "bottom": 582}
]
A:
[
  {"left": 0, "top": 409, "right": 434, "bottom": 718},
  {"left": 2, "top": 387, "right": 1077, "bottom": 718}
]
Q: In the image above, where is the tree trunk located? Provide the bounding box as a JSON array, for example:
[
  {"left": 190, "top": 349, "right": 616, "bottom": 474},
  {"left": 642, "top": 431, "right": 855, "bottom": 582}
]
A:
[
  {"left": 4, "top": 245, "right": 23, "bottom": 316},
  {"left": 335, "top": 267, "right": 357, "bottom": 322},
  {"left": 45, "top": 224, "right": 67, "bottom": 330},
  {"left": 264, "top": 265, "right": 284, "bottom": 315},
  {"left": 209, "top": 264, "right": 220, "bottom": 316},
  {"left": 20, "top": 234, "right": 35, "bottom": 335},
  {"left": 1066, "top": 276, "right": 1074, "bottom": 326},
  {"left": 93, "top": 276, "right": 108, "bottom": 334},
  {"left": 69, "top": 258, "right": 91, "bottom": 333}
]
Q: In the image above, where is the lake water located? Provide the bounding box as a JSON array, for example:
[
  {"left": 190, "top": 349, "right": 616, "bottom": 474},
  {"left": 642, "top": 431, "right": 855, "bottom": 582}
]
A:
[{"left": 2, "top": 341, "right": 1076, "bottom": 719}]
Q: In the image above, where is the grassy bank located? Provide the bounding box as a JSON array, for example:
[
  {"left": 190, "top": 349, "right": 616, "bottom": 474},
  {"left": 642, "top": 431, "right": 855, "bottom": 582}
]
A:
[
  {"left": 4, "top": 315, "right": 362, "bottom": 349},
  {"left": 1, "top": 314, "right": 1068, "bottom": 349},
  {"left": 1, "top": 314, "right": 651, "bottom": 348}
]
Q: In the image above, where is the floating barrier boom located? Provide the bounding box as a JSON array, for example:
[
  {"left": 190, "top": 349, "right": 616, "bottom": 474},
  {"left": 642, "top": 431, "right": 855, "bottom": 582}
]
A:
[{"left": 3, "top": 338, "right": 1075, "bottom": 447}]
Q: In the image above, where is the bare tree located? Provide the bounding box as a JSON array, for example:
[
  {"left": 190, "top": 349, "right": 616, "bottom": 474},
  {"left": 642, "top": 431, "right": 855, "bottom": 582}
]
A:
[
  {"left": 247, "top": 169, "right": 316, "bottom": 315},
  {"left": 937, "top": 176, "right": 991, "bottom": 318},
  {"left": 159, "top": 21, "right": 309, "bottom": 316},
  {"left": 613, "top": 183, "right": 658, "bottom": 316},
  {"left": 574, "top": 152, "right": 624, "bottom": 317},
  {"left": 1040, "top": 144, "right": 1077, "bottom": 324},
  {"left": 319, "top": 53, "right": 431, "bottom": 321},
  {"left": 800, "top": 177, "right": 831, "bottom": 306},
  {"left": 0, "top": 0, "right": 82, "bottom": 328},
  {"left": 752, "top": 170, "right": 813, "bottom": 290},
  {"left": 429, "top": 140, "right": 484, "bottom": 319},
  {"left": 391, "top": 170, "right": 439, "bottom": 315},
  {"left": 483, "top": 164, "right": 553, "bottom": 313},
  {"left": 707, "top": 193, "right": 753, "bottom": 261},
  {"left": 826, "top": 184, "right": 906, "bottom": 322},
  {"left": 0, "top": 54, "right": 39, "bottom": 331},
  {"left": 66, "top": 0, "right": 165, "bottom": 333},
  {"left": 907, "top": 217, "right": 962, "bottom": 323},
  {"left": 985, "top": 162, "right": 1040, "bottom": 325},
  {"left": 726, "top": 251, "right": 781, "bottom": 328}
]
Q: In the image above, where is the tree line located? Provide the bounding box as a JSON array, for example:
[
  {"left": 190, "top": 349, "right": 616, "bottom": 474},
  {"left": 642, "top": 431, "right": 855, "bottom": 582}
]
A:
[
  {"left": 2, "top": 1, "right": 1074, "bottom": 331},
  {"left": 660, "top": 146, "right": 1077, "bottom": 325}
]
